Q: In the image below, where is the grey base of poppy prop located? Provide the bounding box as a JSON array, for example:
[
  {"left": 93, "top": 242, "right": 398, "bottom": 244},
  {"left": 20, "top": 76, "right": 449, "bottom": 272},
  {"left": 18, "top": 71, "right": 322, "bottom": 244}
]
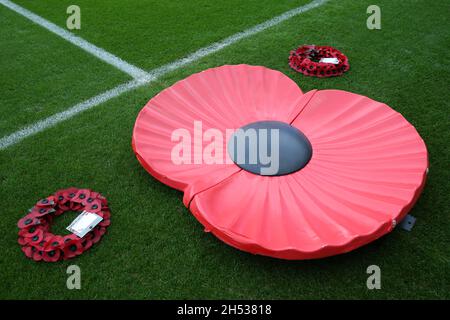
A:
[{"left": 17, "top": 188, "right": 111, "bottom": 262}]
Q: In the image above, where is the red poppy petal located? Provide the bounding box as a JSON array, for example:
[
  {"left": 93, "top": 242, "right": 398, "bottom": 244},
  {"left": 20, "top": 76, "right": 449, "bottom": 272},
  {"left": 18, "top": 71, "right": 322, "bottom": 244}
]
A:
[
  {"left": 36, "top": 196, "right": 56, "bottom": 207},
  {"left": 63, "top": 234, "right": 79, "bottom": 243},
  {"left": 62, "top": 187, "right": 79, "bottom": 202},
  {"left": 82, "top": 239, "right": 93, "bottom": 250},
  {"left": 20, "top": 226, "right": 42, "bottom": 238},
  {"left": 91, "top": 229, "right": 102, "bottom": 244},
  {"left": 43, "top": 235, "right": 64, "bottom": 251},
  {"left": 100, "top": 211, "right": 111, "bottom": 220},
  {"left": 42, "top": 249, "right": 61, "bottom": 262},
  {"left": 54, "top": 208, "right": 65, "bottom": 216},
  {"left": 69, "top": 201, "right": 83, "bottom": 211},
  {"left": 18, "top": 237, "right": 29, "bottom": 245},
  {"left": 17, "top": 215, "right": 41, "bottom": 229},
  {"left": 58, "top": 201, "right": 71, "bottom": 211},
  {"left": 55, "top": 190, "right": 66, "bottom": 203},
  {"left": 99, "top": 219, "right": 110, "bottom": 227},
  {"left": 63, "top": 239, "right": 84, "bottom": 258},
  {"left": 132, "top": 65, "right": 305, "bottom": 193},
  {"left": 31, "top": 206, "right": 55, "bottom": 217},
  {"left": 72, "top": 189, "right": 91, "bottom": 203},
  {"left": 100, "top": 197, "right": 108, "bottom": 206},
  {"left": 85, "top": 200, "right": 102, "bottom": 212},
  {"left": 32, "top": 250, "right": 43, "bottom": 261},
  {"left": 22, "top": 245, "right": 34, "bottom": 258}
]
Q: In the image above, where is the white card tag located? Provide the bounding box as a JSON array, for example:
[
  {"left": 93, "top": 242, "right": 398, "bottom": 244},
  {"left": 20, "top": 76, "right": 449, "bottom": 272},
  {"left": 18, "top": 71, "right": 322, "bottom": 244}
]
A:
[
  {"left": 319, "top": 57, "right": 339, "bottom": 64},
  {"left": 67, "top": 211, "right": 103, "bottom": 238}
]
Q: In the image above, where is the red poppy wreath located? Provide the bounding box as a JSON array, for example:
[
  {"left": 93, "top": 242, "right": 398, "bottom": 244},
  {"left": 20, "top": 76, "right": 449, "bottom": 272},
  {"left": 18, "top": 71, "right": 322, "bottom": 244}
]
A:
[
  {"left": 289, "top": 45, "right": 349, "bottom": 77},
  {"left": 17, "top": 188, "right": 111, "bottom": 262}
]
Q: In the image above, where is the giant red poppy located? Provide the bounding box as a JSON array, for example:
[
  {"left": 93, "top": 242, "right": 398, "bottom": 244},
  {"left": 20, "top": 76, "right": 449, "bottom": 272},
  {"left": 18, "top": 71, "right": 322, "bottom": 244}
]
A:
[{"left": 132, "top": 65, "right": 428, "bottom": 260}]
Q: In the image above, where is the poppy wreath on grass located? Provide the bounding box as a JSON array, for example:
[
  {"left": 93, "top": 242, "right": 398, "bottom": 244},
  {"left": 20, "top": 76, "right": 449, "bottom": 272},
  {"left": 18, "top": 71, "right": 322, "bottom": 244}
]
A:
[
  {"left": 289, "top": 45, "right": 350, "bottom": 77},
  {"left": 17, "top": 188, "right": 111, "bottom": 262}
]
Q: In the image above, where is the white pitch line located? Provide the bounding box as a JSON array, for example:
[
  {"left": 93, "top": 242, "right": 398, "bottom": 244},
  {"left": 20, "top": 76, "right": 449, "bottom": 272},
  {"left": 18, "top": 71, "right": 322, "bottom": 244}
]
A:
[
  {"left": 0, "top": 80, "right": 148, "bottom": 150},
  {"left": 0, "top": 0, "right": 329, "bottom": 150},
  {"left": 145, "top": 0, "right": 329, "bottom": 77},
  {"left": 0, "top": 0, "right": 149, "bottom": 79}
]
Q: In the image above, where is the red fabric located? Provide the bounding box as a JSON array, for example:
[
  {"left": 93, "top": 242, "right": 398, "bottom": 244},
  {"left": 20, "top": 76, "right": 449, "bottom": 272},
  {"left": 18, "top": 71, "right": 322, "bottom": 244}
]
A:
[
  {"left": 132, "top": 65, "right": 428, "bottom": 260},
  {"left": 17, "top": 188, "right": 110, "bottom": 262},
  {"left": 289, "top": 45, "right": 350, "bottom": 77}
]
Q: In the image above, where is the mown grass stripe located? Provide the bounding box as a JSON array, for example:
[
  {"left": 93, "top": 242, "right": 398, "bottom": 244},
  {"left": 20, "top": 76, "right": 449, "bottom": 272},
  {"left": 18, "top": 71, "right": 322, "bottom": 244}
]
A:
[
  {"left": 0, "top": 0, "right": 149, "bottom": 79},
  {"left": 0, "top": 0, "right": 329, "bottom": 150}
]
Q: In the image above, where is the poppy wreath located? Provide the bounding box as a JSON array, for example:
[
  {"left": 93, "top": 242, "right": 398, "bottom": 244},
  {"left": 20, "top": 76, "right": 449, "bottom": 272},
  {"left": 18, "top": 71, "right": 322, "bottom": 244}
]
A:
[
  {"left": 289, "top": 45, "right": 349, "bottom": 77},
  {"left": 17, "top": 188, "right": 111, "bottom": 262}
]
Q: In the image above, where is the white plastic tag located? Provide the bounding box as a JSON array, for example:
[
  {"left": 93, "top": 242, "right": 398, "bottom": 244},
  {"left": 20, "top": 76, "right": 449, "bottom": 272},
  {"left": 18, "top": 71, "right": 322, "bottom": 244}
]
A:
[
  {"left": 319, "top": 57, "right": 339, "bottom": 64},
  {"left": 67, "top": 211, "right": 103, "bottom": 238}
]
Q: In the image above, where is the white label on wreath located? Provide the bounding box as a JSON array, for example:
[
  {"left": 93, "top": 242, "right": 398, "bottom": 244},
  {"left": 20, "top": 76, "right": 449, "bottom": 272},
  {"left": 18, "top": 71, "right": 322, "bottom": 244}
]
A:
[
  {"left": 67, "top": 211, "right": 103, "bottom": 238},
  {"left": 319, "top": 57, "right": 339, "bottom": 64}
]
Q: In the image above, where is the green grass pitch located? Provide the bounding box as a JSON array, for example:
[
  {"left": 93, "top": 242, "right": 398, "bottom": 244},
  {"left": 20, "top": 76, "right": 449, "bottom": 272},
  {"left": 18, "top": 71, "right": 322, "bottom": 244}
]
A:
[{"left": 0, "top": 0, "right": 449, "bottom": 299}]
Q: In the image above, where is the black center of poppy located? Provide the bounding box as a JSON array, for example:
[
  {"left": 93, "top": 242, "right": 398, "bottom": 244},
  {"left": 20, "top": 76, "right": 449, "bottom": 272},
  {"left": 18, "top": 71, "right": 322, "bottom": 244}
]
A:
[
  {"left": 52, "top": 241, "right": 59, "bottom": 246},
  {"left": 39, "top": 208, "right": 46, "bottom": 213},
  {"left": 91, "top": 204, "right": 98, "bottom": 209},
  {"left": 58, "top": 195, "right": 64, "bottom": 201},
  {"left": 228, "top": 121, "right": 312, "bottom": 176},
  {"left": 42, "top": 199, "right": 48, "bottom": 204},
  {"left": 48, "top": 250, "right": 56, "bottom": 257},
  {"left": 79, "top": 194, "right": 85, "bottom": 199},
  {"left": 69, "top": 245, "right": 77, "bottom": 252},
  {"left": 87, "top": 198, "right": 94, "bottom": 203},
  {"left": 69, "top": 193, "right": 75, "bottom": 198},
  {"left": 25, "top": 218, "right": 32, "bottom": 225},
  {"left": 32, "top": 235, "right": 39, "bottom": 241},
  {"left": 29, "top": 227, "right": 36, "bottom": 233}
]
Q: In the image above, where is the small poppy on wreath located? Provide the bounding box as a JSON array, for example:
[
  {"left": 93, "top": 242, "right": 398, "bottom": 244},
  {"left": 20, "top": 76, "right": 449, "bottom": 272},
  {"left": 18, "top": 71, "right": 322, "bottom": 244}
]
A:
[
  {"left": 17, "top": 188, "right": 111, "bottom": 262},
  {"left": 289, "top": 45, "right": 350, "bottom": 77}
]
